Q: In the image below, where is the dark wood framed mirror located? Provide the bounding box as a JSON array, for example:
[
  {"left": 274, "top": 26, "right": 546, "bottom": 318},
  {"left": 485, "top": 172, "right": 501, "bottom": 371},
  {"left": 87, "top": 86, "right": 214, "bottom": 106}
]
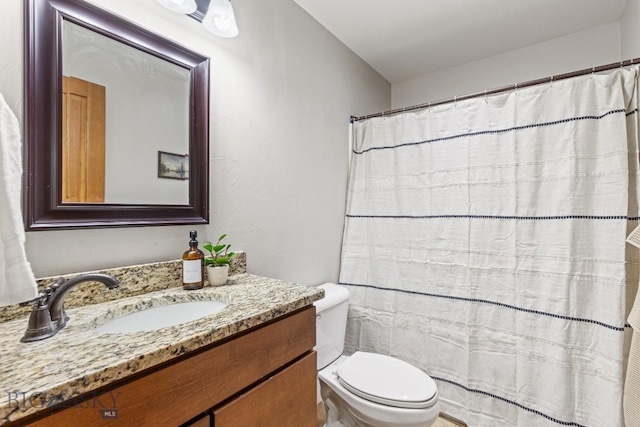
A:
[{"left": 24, "top": 0, "right": 210, "bottom": 230}]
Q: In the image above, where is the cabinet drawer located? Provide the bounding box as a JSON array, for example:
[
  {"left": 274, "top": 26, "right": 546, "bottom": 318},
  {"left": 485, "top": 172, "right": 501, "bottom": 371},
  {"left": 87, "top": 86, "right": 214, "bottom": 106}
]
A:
[
  {"left": 213, "top": 352, "right": 317, "bottom": 427},
  {"left": 25, "top": 306, "right": 316, "bottom": 427}
]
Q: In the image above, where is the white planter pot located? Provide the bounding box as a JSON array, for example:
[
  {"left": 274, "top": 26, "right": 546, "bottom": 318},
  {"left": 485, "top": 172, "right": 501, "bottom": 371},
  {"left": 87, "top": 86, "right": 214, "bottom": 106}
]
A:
[{"left": 206, "top": 265, "right": 229, "bottom": 286}]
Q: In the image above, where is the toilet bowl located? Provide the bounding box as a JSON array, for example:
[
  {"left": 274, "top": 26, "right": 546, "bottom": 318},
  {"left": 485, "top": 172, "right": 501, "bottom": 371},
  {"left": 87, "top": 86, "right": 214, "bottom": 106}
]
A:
[{"left": 314, "top": 283, "right": 440, "bottom": 427}]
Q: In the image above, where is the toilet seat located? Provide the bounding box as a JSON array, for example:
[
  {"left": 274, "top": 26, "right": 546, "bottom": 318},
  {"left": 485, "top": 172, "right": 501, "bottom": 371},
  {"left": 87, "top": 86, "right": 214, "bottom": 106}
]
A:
[{"left": 336, "top": 352, "right": 437, "bottom": 409}]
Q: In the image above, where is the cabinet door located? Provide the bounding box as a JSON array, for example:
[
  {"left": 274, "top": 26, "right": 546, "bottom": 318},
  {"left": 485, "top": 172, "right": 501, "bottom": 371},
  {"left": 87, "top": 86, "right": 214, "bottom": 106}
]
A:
[
  {"left": 184, "top": 413, "right": 211, "bottom": 427},
  {"left": 213, "top": 352, "right": 317, "bottom": 427}
]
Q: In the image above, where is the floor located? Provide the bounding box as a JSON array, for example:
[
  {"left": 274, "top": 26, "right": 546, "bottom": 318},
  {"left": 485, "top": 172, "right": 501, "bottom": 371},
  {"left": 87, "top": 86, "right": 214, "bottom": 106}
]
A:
[
  {"left": 316, "top": 402, "right": 466, "bottom": 426},
  {"left": 434, "top": 414, "right": 466, "bottom": 427}
]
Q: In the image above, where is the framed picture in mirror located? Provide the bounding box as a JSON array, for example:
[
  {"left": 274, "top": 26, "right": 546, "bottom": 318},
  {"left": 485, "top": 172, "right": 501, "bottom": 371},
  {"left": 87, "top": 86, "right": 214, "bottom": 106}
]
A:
[{"left": 158, "top": 152, "right": 189, "bottom": 181}]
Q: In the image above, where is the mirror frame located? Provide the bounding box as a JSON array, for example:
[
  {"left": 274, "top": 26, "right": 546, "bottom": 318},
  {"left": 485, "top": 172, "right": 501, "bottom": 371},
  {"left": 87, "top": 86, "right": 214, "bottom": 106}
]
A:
[{"left": 24, "top": 0, "right": 210, "bottom": 230}]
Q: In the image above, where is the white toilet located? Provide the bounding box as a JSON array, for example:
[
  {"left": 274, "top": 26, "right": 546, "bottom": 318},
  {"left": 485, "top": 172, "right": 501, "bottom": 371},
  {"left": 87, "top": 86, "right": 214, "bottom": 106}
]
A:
[{"left": 314, "top": 283, "right": 440, "bottom": 427}]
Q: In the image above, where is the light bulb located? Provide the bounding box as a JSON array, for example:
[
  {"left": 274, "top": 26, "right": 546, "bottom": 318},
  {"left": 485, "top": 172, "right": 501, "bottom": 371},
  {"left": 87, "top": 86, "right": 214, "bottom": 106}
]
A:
[
  {"left": 202, "top": 0, "right": 239, "bottom": 38},
  {"left": 156, "top": 0, "right": 197, "bottom": 14},
  {"left": 214, "top": 15, "right": 231, "bottom": 31}
]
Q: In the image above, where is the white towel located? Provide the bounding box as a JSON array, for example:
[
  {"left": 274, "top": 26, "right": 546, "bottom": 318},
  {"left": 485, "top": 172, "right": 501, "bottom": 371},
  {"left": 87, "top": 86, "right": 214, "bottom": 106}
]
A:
[{"left": 0, "top": 92, "right": 37, "bottom": 306}]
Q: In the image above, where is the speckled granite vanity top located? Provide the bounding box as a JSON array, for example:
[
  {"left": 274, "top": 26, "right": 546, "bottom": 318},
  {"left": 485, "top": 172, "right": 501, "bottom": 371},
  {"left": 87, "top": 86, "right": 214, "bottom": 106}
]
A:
[{"left": 0, "top": 273, "right": 323, "bottom": 424}]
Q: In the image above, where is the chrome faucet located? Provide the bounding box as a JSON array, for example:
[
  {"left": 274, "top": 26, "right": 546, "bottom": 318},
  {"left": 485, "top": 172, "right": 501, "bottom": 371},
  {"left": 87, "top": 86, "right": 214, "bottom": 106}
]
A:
[{"left": 20, "top": 274, "right": 120, "bottom": 343}]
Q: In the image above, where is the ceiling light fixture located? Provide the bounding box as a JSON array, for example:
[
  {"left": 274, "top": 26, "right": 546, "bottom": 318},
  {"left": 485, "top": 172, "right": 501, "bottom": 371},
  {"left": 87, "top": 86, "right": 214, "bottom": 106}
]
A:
[
  {"left": 156, "top": 0, "right": 197, "bottom": 15},
  {"left": 202, "top": 0, "right": 239, "bottom": 38},
  {"left": 156, "top": 0, "right": 239, "bottom": 38}
]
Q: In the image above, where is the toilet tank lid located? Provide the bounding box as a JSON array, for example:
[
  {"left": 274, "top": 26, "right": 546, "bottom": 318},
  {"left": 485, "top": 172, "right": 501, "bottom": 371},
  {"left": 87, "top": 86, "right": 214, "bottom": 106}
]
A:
[{"left": 313, "top": 283, "right": 350, "bottom": 313}]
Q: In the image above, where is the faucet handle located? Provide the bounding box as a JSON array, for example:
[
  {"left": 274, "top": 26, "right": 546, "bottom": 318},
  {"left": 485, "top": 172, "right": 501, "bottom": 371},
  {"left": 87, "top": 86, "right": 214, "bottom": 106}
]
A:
[
  {"left": 19, "top": 292, "right": 48, "bottom": 308},
  {"left": 48, "top": 277, "right": 66, "bottom": 292},
  {"left": 18, "top": 277, "right": 66, "bottom": 308}
]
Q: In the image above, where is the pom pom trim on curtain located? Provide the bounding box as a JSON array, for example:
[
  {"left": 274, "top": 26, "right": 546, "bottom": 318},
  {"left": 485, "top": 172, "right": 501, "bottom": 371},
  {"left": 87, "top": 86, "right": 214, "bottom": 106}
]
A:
[{"left": 340, "top": 67, "right": 640, "bottom": 427}]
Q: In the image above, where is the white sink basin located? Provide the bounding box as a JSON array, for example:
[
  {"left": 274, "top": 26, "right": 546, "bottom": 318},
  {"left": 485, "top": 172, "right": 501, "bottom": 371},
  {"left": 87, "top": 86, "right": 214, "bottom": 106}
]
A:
[{"left": 94, "top": 301, "right": 228, "bottom": 333}]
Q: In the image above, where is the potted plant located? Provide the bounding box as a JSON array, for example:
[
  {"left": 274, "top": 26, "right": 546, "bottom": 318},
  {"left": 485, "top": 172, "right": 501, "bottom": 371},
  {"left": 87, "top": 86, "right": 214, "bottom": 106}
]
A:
[{"left": 203, "top": 234, "right": 236, "bottom": 286}]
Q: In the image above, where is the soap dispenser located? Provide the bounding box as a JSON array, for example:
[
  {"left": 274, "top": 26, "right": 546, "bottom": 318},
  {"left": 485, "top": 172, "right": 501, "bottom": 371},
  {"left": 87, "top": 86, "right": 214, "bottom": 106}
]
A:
[{"left": 182, "top": 230, "right": 204, "bottom": 290}]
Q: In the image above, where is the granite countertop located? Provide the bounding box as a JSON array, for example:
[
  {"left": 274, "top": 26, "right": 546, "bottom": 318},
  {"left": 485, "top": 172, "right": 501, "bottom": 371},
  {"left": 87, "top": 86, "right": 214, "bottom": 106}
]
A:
[{"left": 0, "top": 273, "right": 323, "bottom": 425}]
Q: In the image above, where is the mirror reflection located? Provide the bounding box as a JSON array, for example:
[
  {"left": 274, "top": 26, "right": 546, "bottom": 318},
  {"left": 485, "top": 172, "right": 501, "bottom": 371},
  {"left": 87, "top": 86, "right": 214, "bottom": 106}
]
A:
[{"left": 61, "top": 21, "right": 190, "bottom": 205}]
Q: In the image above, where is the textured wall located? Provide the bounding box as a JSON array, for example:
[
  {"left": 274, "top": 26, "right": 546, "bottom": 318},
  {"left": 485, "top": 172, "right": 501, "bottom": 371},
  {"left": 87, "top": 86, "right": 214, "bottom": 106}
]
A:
[
  {"left": 621, "top": 0, "right": 640, "bottom": 60},
  {"left": 392, "top": 22, "right": 622, "bottom": 109},
  {"left": 1, "top": 0, "right": 390, "bottom": 282}
]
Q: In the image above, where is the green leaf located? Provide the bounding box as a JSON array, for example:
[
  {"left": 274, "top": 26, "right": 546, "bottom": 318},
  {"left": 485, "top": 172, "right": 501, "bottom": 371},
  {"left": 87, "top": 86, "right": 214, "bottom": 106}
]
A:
[
  {"left": 203, "top": 233, "right": 233, "bottom": 262},
  {"left": 214, "top": 256, "right": 231, "bottom": 266}
]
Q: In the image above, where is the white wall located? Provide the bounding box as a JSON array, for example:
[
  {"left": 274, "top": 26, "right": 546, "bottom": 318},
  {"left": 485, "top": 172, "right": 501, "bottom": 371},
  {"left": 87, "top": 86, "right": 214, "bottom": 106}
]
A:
[
  {"left": 0, "top": 0, "right": 390, "bottom": 281},
  {"left": 392, "top": 22, "right": 621, "bottom": 109},
  {"left": 622, "top": 0, "right": 640, "bottom": 60}
]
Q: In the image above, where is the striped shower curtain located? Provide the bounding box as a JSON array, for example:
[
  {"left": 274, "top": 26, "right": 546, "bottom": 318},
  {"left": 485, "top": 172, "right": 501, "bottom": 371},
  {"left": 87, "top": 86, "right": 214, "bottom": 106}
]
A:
[{"left": 340, "top": 68, "right": 640, "bottom": 426}]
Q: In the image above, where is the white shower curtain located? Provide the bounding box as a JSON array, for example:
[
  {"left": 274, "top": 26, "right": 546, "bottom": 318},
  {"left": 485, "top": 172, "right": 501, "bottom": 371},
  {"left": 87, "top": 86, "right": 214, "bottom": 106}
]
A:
[{"left": 340, "top": 68, "right": 640, "bottom": 426}]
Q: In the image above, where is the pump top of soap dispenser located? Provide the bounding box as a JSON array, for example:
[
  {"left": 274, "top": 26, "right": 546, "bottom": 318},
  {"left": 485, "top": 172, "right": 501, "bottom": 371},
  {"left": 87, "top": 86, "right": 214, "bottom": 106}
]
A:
[{"left": 189, "top": 230, "right": 198, "bottom": 245}]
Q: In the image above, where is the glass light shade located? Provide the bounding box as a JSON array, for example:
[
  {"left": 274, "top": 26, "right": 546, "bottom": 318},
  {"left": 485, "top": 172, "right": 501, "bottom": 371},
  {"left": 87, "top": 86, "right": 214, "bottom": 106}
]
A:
[
  {"left": 202, "top": 0, "right": 239, "bottom": 38},
  {"left": 156, "top": 0, "right": 197, "bottom": 14}
]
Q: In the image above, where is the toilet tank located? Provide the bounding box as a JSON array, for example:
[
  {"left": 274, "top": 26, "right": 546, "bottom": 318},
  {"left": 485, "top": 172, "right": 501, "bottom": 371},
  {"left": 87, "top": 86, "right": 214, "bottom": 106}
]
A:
[{"left": 314, "top": 283, "right": 350, "bottom": 370}]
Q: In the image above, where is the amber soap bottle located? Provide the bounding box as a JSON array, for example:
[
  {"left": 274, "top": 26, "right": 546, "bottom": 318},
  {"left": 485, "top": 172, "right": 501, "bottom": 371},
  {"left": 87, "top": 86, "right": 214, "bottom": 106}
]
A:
[{"left": 182, "top": 230, "right": 204, "bottom": 290}]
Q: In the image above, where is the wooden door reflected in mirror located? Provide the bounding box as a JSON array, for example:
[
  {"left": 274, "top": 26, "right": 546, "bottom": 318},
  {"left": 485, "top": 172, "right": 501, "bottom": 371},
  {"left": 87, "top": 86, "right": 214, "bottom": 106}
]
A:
[{"left": 62, "top": 76, "right": 106, "bottom": 203}]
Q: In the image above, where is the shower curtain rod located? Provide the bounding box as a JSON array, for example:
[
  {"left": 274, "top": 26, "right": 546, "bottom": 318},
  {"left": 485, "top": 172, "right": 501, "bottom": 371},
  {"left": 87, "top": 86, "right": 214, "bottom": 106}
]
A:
[{"left": 350, "top": 57, "right": 640, "bottom": 123}]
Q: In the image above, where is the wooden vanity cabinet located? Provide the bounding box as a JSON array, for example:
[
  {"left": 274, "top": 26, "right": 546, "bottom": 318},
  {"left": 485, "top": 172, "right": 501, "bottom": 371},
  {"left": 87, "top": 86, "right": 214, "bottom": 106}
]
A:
[
  {"left": 21, "top": 306, "right": 317, "bottom": 427},
  {"left": 184, "top": 414, "right": 211, "bottom": 427}
]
